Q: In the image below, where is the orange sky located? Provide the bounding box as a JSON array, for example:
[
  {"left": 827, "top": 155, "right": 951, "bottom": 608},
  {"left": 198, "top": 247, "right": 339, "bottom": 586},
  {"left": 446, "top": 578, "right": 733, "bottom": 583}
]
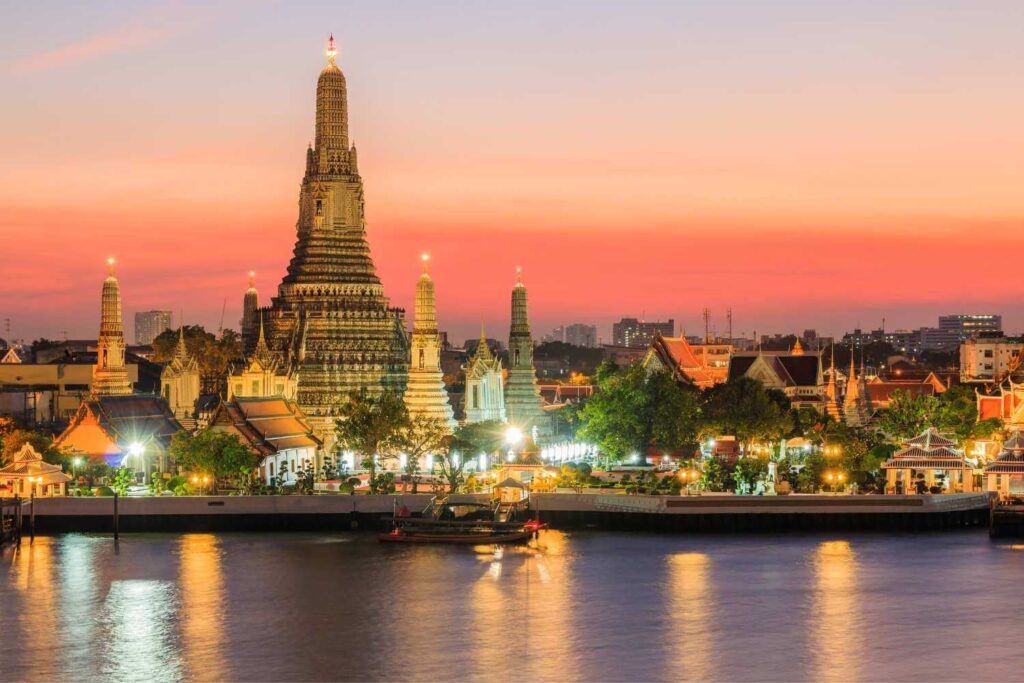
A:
[{"left": 2, "top": 1, "right": 1023, "bottom": 344}]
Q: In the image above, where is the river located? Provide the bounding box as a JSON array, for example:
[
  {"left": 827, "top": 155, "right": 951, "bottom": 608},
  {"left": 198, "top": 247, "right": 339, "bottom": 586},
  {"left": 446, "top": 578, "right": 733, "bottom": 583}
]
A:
[{"left": 2, "top": 531, "right": 1022, "bottom": 682}]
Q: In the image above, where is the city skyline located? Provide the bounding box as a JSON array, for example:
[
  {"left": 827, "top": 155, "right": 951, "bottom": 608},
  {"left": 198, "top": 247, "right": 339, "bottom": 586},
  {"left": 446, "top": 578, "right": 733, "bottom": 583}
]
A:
[{"left": 4, "top": 2, "right": 1024, "bottom": 343}]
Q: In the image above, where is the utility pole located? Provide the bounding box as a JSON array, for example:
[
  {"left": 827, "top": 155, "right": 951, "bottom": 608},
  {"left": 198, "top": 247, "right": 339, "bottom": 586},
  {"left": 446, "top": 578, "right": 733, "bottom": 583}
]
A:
[
  {"left": 703, "top": 307, "right": 711, "bottom": 344},
  {"left": 727, "top": 308, "right": 733, "bottom": 343}
]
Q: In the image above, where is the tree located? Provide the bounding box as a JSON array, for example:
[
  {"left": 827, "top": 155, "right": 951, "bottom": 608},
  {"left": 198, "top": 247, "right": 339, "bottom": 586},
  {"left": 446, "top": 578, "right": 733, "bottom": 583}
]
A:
[
  {"left": 577, "top": 365, "right": 701, "bottom": 462},
  {"left": 435, "top": 421, "right": 504, "bottom": 493},
  {"left": 875, "top": 389, "right": 935, "bottom": 441},
  {"left": 401, "top": 415, "right": 450, "bottom": 494},
  {"left": 111, "top": 467, "right": 135, "bottom": 496},
  {"left": 333, "top": 389, "right": 409, "bottom": 488},
  {"left": 168, "top": 430, "right": 258, "bottom": 492},
  {"left": 0, "top": 425, "right": 69, "bottom": 468},
  {"left": 933, "top": 384, "right": 1002, "bottom": 443},
  {"left": 701, "top": 377, "right": 793, "bottom": 450}
]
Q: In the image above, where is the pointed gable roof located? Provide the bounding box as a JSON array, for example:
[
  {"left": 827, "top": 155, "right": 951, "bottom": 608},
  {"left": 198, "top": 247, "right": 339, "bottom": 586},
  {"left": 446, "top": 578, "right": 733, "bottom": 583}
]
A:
[{"left": 645, "top": 334, "right": 719, "bottom": 388}]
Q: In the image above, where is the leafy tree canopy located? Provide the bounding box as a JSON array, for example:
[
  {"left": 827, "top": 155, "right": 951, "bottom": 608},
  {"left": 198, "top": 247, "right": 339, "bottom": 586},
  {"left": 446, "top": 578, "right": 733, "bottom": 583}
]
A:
[{"left": 168, "top": 429, "right": 258, "bottom": 489}]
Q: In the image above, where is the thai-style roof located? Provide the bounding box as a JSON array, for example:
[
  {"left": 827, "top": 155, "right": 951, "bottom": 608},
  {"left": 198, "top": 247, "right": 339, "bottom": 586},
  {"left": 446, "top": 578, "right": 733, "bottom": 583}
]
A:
[
  {"left": 983, "top": 432, "right": 1024, "bottom": 474},
  {"left": 210, "top": 396, "right": 321, "bottom": 458},
  {"left": 883, "top": 427, "right": 966, "bottom": 469},
  {"left": 866, "top": 381, "right": 937, "bottom": 406},
  {"left": 54, "top": 395, "right": 184, "bottom": 461},
  {"left": 0, "top": 444, "right": 73, "bottom": 484},
  {"left": 728, "top": 353, "right": 821, "bottom": 388},
  {"left": 494, "top": 477, "right": 527, "bottom": 489},
  {"left": 904, "top": 428, "right": 957, "bottom": 449},
  {"left": 645, "top": 335, "right": 724, "bottom": 388}
]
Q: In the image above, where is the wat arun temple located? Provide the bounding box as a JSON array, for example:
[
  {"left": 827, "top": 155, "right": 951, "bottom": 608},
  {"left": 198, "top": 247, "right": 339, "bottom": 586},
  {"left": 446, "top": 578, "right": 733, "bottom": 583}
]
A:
[{"left": 256, "top": 36, "right": 410, "bottom": 430}]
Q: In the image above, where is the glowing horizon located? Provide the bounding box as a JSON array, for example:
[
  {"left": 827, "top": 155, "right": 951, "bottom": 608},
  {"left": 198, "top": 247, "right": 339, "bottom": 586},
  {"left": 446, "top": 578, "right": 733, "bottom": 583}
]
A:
[{"left": 2, "top": 1, "right": 1024, "bottom": 344}]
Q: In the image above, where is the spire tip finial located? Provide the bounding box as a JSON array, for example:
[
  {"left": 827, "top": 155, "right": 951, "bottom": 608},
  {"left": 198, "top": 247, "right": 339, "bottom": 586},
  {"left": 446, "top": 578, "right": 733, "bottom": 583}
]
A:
[
  {"left": 420, "top": 252, "right": 430, "bottom": 273},
  {"left": 106, "top": 257, "right": 116, "bottom": 276},
  {"left": 325, "top": 33, "right": 337, "bottom": 65}
]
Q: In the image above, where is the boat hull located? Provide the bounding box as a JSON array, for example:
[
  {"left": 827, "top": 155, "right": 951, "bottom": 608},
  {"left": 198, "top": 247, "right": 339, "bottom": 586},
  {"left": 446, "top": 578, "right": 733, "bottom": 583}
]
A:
[{"left": 377, "top": 529, "right": 535, "bottom": 545}]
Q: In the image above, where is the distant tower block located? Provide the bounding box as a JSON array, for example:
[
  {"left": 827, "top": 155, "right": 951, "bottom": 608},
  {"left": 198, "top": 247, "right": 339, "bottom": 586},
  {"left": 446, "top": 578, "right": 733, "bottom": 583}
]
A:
[
  {"left": 265, "top": 36, "right": 409, "bottom": 431},
  {"left": 504, "top": 269, "right": 549, "bottom": 442},
  {"left": 404, "top": 254, "right": 456, "bottom": 429},
  {"left": 92, "top": 258, "right": 132, "bottom": 396}
]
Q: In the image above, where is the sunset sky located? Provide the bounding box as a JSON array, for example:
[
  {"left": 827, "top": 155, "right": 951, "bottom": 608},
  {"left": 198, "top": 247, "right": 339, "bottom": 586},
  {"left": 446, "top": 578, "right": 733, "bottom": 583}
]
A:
[{"left": 2, "top": 1, "right": 1023, "bottom": 345}]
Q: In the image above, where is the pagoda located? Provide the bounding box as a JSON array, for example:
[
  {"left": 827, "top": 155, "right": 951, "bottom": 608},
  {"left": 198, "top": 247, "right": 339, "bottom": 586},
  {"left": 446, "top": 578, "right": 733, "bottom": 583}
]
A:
[
  {"left": 503, "top": 269, "right": 549, "bottom": 441},
  {"left": 240, "top": 271, "right": 260, "bottom": 356},
  {"left": 91, "top": 258, "right": 132, "bottom": 396},
  {"left": 984, "top": 432, "right": 1024, "bottom": 497},
  {"left": 404, "top": 254, "right": 456, "bottom": 429},
  {"left": 265, "top": 35, "right": 409, "bottom": 430}
]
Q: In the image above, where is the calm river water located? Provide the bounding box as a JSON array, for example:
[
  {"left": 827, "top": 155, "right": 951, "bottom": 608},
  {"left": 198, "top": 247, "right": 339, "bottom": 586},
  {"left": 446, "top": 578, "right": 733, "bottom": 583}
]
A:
[{"left": 3, "top": 531, "right": 1023, "bottom": 682}]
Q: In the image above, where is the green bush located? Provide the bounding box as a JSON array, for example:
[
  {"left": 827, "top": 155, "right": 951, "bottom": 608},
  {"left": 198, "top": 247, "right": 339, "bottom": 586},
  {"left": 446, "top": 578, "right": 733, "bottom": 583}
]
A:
[{"left": 95, "top": 486, "right": 114, "bottom": 497}]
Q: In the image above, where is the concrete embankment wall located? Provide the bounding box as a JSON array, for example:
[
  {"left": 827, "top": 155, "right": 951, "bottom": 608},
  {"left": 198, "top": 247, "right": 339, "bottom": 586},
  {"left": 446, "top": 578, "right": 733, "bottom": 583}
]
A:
[
  {"left": 30, "top": 495, "right": 436, "bottom": 534},
  {"left": 530, "top": 493, "right": 994, "bottom": 533},
  {"left": 26, "top": 492, "right": 995, "bottom": 534}
]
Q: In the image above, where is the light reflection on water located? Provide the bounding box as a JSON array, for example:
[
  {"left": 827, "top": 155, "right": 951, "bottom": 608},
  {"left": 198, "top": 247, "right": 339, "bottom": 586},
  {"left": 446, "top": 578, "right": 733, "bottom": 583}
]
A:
[{"left": 3, "top": 531, "right": 1024, "bottom": 681}]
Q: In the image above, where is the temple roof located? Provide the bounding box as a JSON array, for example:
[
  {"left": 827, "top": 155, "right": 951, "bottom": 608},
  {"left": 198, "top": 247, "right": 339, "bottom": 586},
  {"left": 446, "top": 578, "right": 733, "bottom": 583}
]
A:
[
  {"left": 646, "top": 335, "right": 720, "bottom": 388},
  {"left": 904, "top": 428, "right": 957, "bottom": 450},
  {"left": 211, "top": 396, "right": 321, "bottom": 458},
  {"left": 728, "top": 353, "right": 820, "bottom": 387},
  {"left": 54, "top": 395, "right": 183, "bottom": 460}
]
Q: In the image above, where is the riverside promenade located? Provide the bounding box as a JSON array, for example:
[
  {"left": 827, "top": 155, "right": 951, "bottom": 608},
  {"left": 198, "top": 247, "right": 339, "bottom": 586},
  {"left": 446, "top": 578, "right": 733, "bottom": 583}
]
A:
[{"left": 24, "top": 492, "right": 994, "bottom": 534}]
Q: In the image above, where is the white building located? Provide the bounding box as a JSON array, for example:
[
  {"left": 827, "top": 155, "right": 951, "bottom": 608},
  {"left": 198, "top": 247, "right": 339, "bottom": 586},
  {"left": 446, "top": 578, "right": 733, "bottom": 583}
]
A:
[{"left": 960, "top": 338, "right": 1024, "bottom": 383}]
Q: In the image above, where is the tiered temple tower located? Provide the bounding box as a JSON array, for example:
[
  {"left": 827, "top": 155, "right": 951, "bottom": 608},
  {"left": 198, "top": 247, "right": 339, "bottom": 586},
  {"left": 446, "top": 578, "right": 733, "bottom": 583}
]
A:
[
  {"left": 843, "top": 354, "right": 870, "bottom": 426},
  {"left": 266, "top": 36, "right": 409, "bottom": 429},
  {"left": 824, "top": 344, "right": 841, "bottom": 420},
  {"left": 240, "top": 271, "right": 260, "bottom": 356},
  {"left": 92, "top": 258, "right": 132, "bottom": 396},
  {"left": 464, "top": 326, "right": 506, "bottom": 423},
  {"left": 404, "top": 255, "right": 456, "bottom": 429},
  {"left": 160, "top": 326, "right": 201, "bottom": 428},
  {"left": 504, "top": 269, "right": 549, "bottom": 441}
]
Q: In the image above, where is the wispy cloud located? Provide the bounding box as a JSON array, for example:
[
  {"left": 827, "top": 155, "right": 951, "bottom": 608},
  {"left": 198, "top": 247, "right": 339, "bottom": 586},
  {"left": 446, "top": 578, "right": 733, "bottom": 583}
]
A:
[{"left": 3, "top": 1, "right": 244, "bottom": 75}]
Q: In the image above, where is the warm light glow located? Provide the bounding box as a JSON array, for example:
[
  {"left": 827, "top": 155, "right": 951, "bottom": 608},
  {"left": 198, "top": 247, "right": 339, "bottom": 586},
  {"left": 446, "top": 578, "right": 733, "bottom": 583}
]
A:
[
  {"left": 504, "top": 426, "right": 523, "bottom": 445},
  {"left": 128, "top": 442, "right": 144, "bottom": 457}
]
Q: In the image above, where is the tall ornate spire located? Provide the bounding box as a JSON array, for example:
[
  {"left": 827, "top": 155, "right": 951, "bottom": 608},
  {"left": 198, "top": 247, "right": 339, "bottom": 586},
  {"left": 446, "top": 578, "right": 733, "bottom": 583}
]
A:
[
  {"left": 315, "top": 32, "right": 349, "bottom": 156},
  {"left": 475, "top": 322, "right": 493, "bottom": 360},
  {"left": 825, "top": 343, "right": 841, "bottom": 419},
  {"left": 404, "top": 254, "right": 455, "bottom": 429},
  {"left": 241, "top": 271, "right": 260, "bottom": 355},
  {"left": 92, "top": 258, "right": 132, "bottom": 396},
  {"left": 504, "top": 268, "right": 549, "bottom": 441},
  {"left": 265, "top": 39, "right": 409, "bottom": 432}
]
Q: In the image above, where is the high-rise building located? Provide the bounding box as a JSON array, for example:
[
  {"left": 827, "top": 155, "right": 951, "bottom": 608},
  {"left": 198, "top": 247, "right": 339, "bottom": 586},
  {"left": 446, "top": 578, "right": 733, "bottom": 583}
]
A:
[
  {"left": 265, "top": 36, "right": 409, "bottom": 431},
  {"left": 565, "top": 323, "right": 597, "bottom": 348},
  {"left": 612, "top": 318, "right": 674, "bottom": 348},
  {"left": 542, "top": 326, "right": 565, "bottom": 344},
  {"left": 93, "top": 259, "right": 132, "bottom": 396},
  {"left": 939, "top": 314, "right": 1002, "bottom": 340},
  {"left": 504, "top": 270, "right": 549, "bottom": 441},
  {"left": 134, "top": 310, "right": 172, "bottom": 346},
  {"left": 404, "top": 254, "right": 455, "bottom": 430}
]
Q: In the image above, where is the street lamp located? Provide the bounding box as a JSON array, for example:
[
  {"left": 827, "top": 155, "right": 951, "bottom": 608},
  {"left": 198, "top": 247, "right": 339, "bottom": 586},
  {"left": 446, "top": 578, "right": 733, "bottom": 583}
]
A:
[
  {"left": 823, "top": 443, "right": 843, "bottom": 459},
  {"left": 72, "top": 457, "right": 83, "bottom": 480}
]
